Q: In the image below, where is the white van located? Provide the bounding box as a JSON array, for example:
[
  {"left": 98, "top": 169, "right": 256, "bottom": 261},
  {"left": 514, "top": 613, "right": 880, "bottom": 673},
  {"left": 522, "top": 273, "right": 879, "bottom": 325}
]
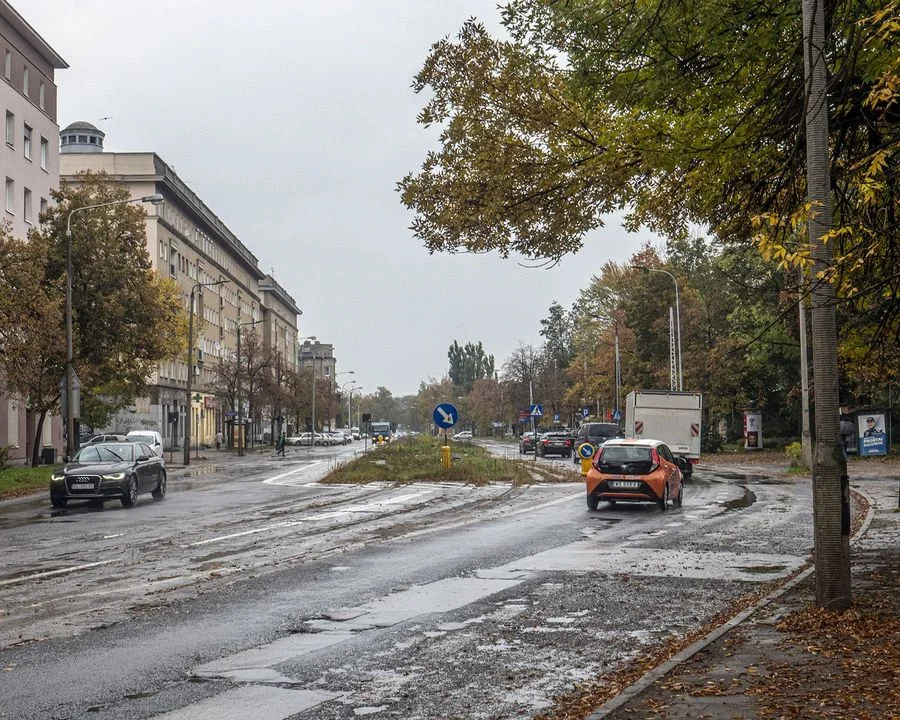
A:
[{"left": 126, "top": 430, "right": 165, "bottom": 457}]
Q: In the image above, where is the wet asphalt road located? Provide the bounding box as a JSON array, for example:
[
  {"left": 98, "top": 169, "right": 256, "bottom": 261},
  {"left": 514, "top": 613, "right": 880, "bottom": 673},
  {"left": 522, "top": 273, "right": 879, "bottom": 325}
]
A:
[{"left": 0, "top": 442, "right": 812, "bottom": 719}]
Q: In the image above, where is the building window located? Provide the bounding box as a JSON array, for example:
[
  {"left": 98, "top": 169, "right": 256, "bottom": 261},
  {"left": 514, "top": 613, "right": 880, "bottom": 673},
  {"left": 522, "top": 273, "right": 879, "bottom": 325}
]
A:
[
  {"left": 22, "top": 66, "right": 28, "bottom": 96},
  {"left": 3, "top": 50, "right": 9, "bottom": 81},
  {"left": 23, "top": 124, "right": 31, "bottom": 159},
  {"left": 23, "top": 187, "right": 31, "bottom": 223},
  {"left": 40, "top": 196, "right": 47, "bottom": 215},
  {"left": 40, "top": 137, "right": 48, "bottom": 170},
  {"left": 5, "top": 111, "right": 13, "bottom": 147},
  {"left": 39, "top": 80, "right": 45, "bottom": 110},
  {"left": 5, "top": 178, "right": 13, "bottom": 214}
]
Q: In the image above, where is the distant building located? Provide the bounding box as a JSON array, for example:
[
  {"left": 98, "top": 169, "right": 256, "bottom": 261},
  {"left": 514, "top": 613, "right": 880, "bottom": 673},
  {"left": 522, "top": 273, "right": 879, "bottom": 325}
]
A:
[
  {"left": 0, "top": 1, "right": 67, "bottom": 464},
  {"left": 60, "top": 135, "right": 302, "bottom": 448},
  {"left": 297, "top": 340, "right": 339, "bottom": 429}
]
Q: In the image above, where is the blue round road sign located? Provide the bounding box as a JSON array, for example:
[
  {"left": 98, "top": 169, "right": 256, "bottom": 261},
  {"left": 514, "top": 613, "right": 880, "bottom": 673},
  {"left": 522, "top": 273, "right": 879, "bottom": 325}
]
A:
[
  {"left": 433, "top": 403, "right": 458, "bottom": 429},
  {"left": 578, "top": 442, "right": 595, "bottom": 459}
]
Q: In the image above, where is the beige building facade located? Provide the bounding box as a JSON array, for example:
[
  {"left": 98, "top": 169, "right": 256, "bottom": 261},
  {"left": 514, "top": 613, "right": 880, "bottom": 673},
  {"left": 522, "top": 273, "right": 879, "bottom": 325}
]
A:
[
  {"left": 61, "top": 141, "right": 301, "bottom": 450},
  {"left": 0, "top": 1, "right": 66, "bottom": 464}
]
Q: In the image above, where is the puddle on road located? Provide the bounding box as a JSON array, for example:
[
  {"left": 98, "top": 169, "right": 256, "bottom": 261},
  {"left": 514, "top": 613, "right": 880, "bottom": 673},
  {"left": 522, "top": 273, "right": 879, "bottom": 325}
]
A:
[
  {"left": 719, "top": 486, "right": 757, "bottom": 511},
  {"left": 735, "top": 564, "right": 788, "bottom": 575}
]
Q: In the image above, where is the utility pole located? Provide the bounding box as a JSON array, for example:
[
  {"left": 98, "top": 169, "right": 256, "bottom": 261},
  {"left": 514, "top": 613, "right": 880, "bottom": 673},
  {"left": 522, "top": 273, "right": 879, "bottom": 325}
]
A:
[{"left": 802, "top": 0, "right": 851, "bottom": 609}]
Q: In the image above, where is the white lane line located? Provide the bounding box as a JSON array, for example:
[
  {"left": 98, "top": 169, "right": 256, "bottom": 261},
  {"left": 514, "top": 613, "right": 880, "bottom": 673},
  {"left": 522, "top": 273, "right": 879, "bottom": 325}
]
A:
[
  {"left": 262, "top": 461, "right": 325, "bottom": 486},
  {"left": 150, "top": 686, "right": 340, "bottom": 720},
  {"left": 189, "top": 521, "right": 303, "bottom": 547},
  {"left": 0, "top": 559, "right": 118, "bottom": 587},
  {"left": 306, "top": 490, "right": 435, "bottom": 520}
]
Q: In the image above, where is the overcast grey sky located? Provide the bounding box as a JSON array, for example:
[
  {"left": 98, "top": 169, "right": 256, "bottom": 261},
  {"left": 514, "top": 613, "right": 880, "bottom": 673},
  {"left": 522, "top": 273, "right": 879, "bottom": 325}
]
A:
[{"left": 28, "top": 0, "right": 656, "bottom": 398}]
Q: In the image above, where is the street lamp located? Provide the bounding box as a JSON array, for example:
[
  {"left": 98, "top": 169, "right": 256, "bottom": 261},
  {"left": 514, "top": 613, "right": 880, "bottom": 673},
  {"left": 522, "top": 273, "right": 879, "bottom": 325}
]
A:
[
  {"left": 236, "top": 318, "right": 262, "bottom": 456},
  {"left": 298, "top": 337, "right": 317, "bottom": 445},
  {"left": 184, "top": 279, "right": 229, "bottom": 465},
  {"left": 632, "top": 265, "right": 682, "bottom": 392},
  {"left": 64, "top": 193, "right": 164, "bottom": 460},
  {"left": 342, "top": 380, "right": 358, "bottom": 428},
  {"left": 330, "top": 370, "right": 354, "bottom": 431}
]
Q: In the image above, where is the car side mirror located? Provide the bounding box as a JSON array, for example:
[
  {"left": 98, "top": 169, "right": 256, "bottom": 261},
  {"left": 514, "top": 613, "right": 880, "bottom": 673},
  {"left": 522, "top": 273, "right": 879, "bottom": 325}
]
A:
[
  {"left": 675, "top": 457, "right": 687, "bottom": 470},
  {"left": 137, "top": 454, "right": 150, "bottom": 462}
]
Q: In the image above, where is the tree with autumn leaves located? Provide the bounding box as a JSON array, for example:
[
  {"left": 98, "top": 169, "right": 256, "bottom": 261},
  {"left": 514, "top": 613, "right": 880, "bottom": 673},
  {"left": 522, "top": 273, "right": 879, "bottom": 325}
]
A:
[
  {"left": 400, "top": 0, "right": 899, "bottom": 398},
  {"left": 0, "top": 173, "right": 186, "bottom": 466}
]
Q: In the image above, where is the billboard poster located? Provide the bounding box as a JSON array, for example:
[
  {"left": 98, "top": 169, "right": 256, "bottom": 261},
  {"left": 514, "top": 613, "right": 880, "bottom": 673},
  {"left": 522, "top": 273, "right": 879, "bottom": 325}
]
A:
[
  {"left": 857, "top": 413, "right": 888, "bottom": 456},
  {"left": 744, "top": 412, "right": 762, "bottom": 450}
]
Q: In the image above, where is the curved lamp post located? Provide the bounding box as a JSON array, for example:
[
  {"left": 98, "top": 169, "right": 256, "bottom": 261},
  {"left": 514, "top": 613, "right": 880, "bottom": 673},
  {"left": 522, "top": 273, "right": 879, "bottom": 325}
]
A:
[
  {"left": 236, "top": 318, "right": 261, "bottom": 456},
  {"left": 632, "top": 265, "right": 682, "bottom": 392},
  {"left": 342, "top": 380, "right": 358, "bottom": 428},
  {"left": 184, "top": 279, "right": 229, "bottom": 465},
  {"left": 64, "top": 193, "right": 164, "bottom": 460},
  {"left": 332, "top": 371, "right": 354, "bottom": 430}
]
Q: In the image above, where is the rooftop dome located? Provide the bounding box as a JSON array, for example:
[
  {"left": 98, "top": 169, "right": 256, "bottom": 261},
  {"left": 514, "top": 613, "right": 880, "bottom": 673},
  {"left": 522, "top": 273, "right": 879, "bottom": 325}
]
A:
[{"left": 60, "top": 121, "right": 105, "bottom": 154}]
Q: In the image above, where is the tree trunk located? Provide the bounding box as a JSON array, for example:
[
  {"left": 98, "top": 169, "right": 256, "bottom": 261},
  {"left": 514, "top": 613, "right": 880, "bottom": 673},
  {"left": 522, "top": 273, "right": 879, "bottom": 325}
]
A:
[
  {"left": 29, "top": 409, "right": 47, "bottom": 468},
  {"left": 802, "top": 0, "right": 851, "bottom": 609}
]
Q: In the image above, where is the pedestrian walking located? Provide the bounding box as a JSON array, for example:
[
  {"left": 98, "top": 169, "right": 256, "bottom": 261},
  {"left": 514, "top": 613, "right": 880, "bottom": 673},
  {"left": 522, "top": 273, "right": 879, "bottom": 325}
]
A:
[
  {"left": 215, "top": 430, "right": 223, "bottom": 451},
  {"left": 276, "top": 431, "right": 286, "bottom": 456}
]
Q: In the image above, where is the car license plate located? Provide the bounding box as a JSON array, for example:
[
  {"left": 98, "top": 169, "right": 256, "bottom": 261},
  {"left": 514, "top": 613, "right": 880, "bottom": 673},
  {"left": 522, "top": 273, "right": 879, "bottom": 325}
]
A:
[
  {"left": 610, "top": 480, "right": 641, "bottom": 489},
  {"left": 71, "top": 483, "right": 95, "bottom": 490}
]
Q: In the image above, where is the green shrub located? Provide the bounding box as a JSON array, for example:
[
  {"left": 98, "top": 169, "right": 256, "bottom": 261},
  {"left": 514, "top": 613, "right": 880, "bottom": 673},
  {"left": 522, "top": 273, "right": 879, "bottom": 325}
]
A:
[
  {"left": 785, "top": 441, "right": 805, "bottom": 468},
  {"left": 0, "top": 445, "right": 9, "bottom": 470}
]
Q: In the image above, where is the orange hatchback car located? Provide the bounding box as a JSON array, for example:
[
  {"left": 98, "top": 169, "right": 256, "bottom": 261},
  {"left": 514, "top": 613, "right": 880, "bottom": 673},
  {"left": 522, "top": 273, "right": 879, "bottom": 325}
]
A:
[{"left": 585, "top": 438, "right": 685, "bottom": 511}]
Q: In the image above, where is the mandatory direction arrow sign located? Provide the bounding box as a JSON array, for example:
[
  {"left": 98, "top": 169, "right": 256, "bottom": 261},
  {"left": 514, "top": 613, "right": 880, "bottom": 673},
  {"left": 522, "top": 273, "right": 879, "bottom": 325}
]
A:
[{"left": 433, "top": 402, "right": 458, "bottom": 429}]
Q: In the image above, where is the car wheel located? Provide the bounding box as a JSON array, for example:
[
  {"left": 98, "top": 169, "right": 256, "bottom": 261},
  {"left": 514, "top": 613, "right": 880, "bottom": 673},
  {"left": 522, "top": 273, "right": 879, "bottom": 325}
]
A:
[
  {"left": 658, "top": 484, "right": 669, "bottom": 511},
  {"left": 674, "top": 482, "right": 683, "bottom": 508},
  {"left": 50, "top": 495, "right": 68, "bottom": 508},
  {"left": 152, "top": 470, "right": 167, "bottom": 500},
  {"left": 121, "top": 475, "right": 138, "bottom": 507},
  {"left": 587, "top": 493, "right": 599, "bottom": 511}
]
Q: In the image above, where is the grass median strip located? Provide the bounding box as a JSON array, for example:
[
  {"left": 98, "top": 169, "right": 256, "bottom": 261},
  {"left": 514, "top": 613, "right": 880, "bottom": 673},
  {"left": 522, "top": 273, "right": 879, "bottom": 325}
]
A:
[
  {"left": 322, "top": 435, "right": 573, "bottom": 486},
  {"left": 0, "top": 465, "right": 55, "bottom": 499}
]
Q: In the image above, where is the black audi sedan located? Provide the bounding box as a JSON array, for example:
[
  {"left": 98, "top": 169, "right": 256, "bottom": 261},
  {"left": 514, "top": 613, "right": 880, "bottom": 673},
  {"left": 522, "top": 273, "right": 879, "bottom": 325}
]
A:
[{"left": 50, "top": 442, "right": 167, "bottom": 508}]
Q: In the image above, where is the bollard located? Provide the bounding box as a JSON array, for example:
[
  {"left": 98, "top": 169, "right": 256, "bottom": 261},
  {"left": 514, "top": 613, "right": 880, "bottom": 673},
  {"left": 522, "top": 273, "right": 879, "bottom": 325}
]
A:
[
  {"left": 441, "top": 445, "right": 451, "bottom": 470},
  {"left": 581, "top": 457, "right": 592, "bottom": 477},
  {"left": 577, "top": 443, "right": 595, "bottom": 478}
]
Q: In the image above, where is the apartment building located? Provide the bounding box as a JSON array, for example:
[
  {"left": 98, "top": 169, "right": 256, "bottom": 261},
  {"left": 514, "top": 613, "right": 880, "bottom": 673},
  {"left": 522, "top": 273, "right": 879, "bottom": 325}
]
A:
[
  {"left": 297, "top": 340, "right": 341, "bottom": 430},
  {"left": 0, "top": 1, "right": 67, "bottom": 464},
  {"left": 60, "top": 131, "right": 301, "bottom": 449}
]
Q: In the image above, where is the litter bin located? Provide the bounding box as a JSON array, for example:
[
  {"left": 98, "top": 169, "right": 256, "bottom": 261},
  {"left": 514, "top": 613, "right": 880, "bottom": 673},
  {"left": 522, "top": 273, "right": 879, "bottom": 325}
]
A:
[{"left": 41, "top": 447, "right": 57, "bottom": 465}]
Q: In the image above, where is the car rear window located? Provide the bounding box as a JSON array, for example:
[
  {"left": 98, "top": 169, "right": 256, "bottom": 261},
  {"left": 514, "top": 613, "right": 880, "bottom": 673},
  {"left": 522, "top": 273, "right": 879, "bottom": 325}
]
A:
[
  {"left": 587, "top": 424, "right": 620, "bottom": 437},
  {"left": 599, "top": 446, "right": 652, "bottom": 465},
  {"left": 128, "top": 434, "right": 154, "bottom": 444}
]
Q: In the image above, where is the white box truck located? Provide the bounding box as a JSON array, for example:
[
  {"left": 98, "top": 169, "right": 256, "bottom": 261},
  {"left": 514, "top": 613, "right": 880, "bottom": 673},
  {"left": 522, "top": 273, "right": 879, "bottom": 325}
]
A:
[{"left": 625, "top": 390, "right": 702, "bottom": 478}]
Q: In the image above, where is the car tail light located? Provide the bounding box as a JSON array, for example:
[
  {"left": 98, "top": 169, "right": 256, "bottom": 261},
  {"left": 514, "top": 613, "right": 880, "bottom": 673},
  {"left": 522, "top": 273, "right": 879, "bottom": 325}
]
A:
[
  {"left": 592, "top": 447, "right": 604, "bottom": 468},
  {"left": 649, "top": 448, "right": 660, "bottom": 472}
]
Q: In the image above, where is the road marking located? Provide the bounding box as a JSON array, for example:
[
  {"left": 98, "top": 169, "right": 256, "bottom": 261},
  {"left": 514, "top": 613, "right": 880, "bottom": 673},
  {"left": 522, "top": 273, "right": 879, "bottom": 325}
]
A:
[
  {"left": 150, "top": 686, "right": 339, "bottom": 720},
  {"left": 189, "top": 521, "right": 304, "bottom": 547},
  {"left": 262, "top": 461, "right": 325, "bottom": 486},
  {"left": 0, "top": 559, "right": 118, "bottom": 587},
  {"left": 307, "top": 490, "right": 435, "bottom": 519}
]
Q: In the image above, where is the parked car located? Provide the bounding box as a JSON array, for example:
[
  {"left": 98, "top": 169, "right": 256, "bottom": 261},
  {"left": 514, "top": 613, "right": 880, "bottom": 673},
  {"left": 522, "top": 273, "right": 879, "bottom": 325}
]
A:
[
  {"left": 126, "top": 430, "right": 164, "bottom": 457},
  {"left": 572, "top": 422, "right": 623, "bottom": 464},
  {"left": 518, "top": 431, "right": 536, "bottom": 454},
  {"left": 538, "top": 431, "right": 573, "bottom": 458},
  {"left": 350, "top": 426, "right": 361, "bottom": 440},
  {"left": 329, "top": 430, "right": 351, "bottom": 445},
  {"left": 453, "top": 430, "right": 473, "bottom": 441},
  {"left": 50, "top": 441, "right": 167, "bottom": 508},
  {"left": 584, "top": 438, "right": 684, "bottom": 511},
  {"left": 83, "top": 433, "right": 129, "bottom": 446},
  {"left": 289, "top": 432, "right": 337, "bottom": 446}
]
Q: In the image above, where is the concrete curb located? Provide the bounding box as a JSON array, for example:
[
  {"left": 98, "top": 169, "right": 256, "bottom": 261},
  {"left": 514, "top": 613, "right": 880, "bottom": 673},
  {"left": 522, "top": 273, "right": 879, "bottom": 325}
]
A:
[{"left": 586, "top": 486, "right": 879, "bottom": 720}]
